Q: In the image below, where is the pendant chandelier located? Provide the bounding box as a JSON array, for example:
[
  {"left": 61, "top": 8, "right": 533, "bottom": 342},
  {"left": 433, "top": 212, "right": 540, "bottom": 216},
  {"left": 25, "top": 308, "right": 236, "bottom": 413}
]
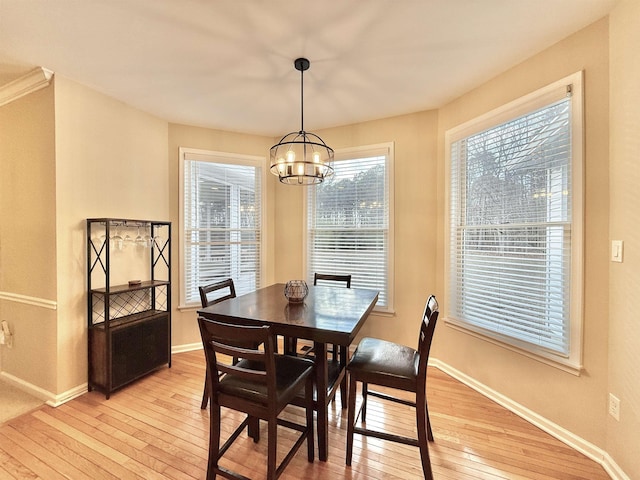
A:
[{"left": 270, "top": 58, "right": 334, "bottom": 185}]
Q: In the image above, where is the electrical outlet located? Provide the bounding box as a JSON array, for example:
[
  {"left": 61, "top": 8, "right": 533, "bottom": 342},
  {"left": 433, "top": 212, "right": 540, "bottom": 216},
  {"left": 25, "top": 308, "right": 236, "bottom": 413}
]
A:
[{"left": 609, "top": 393, "right": 620, "bottom": 421}]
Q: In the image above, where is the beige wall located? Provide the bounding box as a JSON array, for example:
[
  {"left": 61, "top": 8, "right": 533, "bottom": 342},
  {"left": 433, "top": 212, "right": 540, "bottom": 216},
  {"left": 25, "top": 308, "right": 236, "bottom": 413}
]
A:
[
  {"left": 0, "top": 83, "right": 58, "bottom": 391},
  {"left": 608, "top": 0, "right": 640, "bottom": 477},
  {"left": 167, "top": 123, "right": 274, "bottom": 348},
  {"left": 2, "top": 8, "right": 638, "bottom": 477},
  {"left": 434, "top": 19, "right": 610, "bottom": 447},
  {"left": 273, "top": 111, "right": 439, "bottom": 347},
  {"left": 0, "top": 75, "right": 170, "bottom": 399},
  {"left": 168, "top": 110, "right": 439, "bottom": 351},
  {"left": 52, "top": 76, "right": 170, "bottom": 395}
]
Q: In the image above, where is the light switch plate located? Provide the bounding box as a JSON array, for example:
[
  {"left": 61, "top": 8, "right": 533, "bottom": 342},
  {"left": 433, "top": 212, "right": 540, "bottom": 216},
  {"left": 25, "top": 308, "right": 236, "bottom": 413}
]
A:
[{"left": 612, "top": 240, "right": 624, "bottom": 262}]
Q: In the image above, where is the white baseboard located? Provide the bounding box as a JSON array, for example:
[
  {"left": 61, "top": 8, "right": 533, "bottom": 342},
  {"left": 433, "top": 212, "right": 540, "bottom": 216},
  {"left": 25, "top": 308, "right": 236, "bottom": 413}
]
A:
[
  {"left": 429, "top": 358, "right": 630, "bottom": 480},
  {"left": 1, "top": 371, "right": 87, "bottom": 407},
  {"left": 601, "top": 452, "right": 633, "bottom": 480},
  {"left": 48, "top": 383, "right": 88, "bottom": 407},
  {"left": 3, "top": 348, "right": 629, "bottom": 480},
  {"left": 1, "top": 371, "right": 54, "bottom": 404},
  {"left": 2, "top": 346, "right": 201, "bottom": 409},
  {"left": 172, "top": 342, "right": 202, "bottom": 354}
]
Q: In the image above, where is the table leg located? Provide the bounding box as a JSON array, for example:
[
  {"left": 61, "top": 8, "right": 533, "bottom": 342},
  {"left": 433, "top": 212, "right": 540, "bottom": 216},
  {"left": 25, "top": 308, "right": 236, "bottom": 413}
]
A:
[{"left": 314, "top": 341, "right": 329, "bottom": 461}]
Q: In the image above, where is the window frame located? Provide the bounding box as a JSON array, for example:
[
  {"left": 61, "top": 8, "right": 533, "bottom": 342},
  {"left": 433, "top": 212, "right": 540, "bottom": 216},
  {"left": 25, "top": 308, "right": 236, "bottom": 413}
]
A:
[
  {"left": 444, "top": 71, "right": 584, "bottom": 374},
  {"left": 178, "top": 147, "right": 267, "bottom": 308},
  {"left": 303, "top": 142, "right": 395, "bottom": 314}
]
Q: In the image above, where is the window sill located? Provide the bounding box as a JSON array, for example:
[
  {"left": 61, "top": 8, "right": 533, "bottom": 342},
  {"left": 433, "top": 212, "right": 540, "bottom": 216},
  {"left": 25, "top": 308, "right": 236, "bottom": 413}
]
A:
[{"left": 444, "top": 317, "right": 583, "bottom": 376}]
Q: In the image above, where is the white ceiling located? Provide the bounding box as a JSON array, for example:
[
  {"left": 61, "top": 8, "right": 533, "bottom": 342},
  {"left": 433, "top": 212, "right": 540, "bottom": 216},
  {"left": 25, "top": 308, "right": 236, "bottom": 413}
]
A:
[{"left": 0, "top": 0, "right": 618, "bottom": 137}]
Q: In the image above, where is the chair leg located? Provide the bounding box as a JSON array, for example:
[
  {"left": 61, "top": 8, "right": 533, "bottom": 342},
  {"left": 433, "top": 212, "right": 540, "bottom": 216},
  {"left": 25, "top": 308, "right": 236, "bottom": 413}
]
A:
[
  {"left": 284, "top": 336, "right": 298, "bottom": 355},
  {"left": 416, "top": 390, "right": 434, "bottom": 480},
  {"left": 346, "top": 374, "right": 358, "bottom": 466},
  {"left": 201, "top": 370, "right": 209, "bottom": 409},
  {"left": 267, "top": 414, "right": 277, "bottom": 480},
  {"left": 248, "top": 416, "right": 260, "bottom": 443},
  {"left": 339, "top": 345, "right": 348, "bottom": 409},
  {"left": 426, "top": 401, "right": 434, "bottom": 442},
  {"left": 306, "top": 375, "right": 315, "bottom": 462},
  {"left": 207, "top": 402, "right": 221, "bottom": 480},
  {"left": 361, "top": 382, "right": 368, "bottom": 422}
]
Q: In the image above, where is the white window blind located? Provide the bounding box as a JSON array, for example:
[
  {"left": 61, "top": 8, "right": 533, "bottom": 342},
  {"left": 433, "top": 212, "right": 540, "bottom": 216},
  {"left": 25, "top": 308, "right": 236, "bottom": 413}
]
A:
[
  {"left": 447, "top": 73, "right": 583, "bottom": 369},
  {"left": 306, "top": 143, "right": 393, "bottom": 310},
  {"left": 180, "top": 149, "right": 264, "bottom": 306}
]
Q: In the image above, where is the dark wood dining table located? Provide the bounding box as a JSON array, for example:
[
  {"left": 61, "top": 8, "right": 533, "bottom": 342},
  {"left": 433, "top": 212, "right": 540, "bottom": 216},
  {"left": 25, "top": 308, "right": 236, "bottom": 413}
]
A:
[{"left": 197, "top": 282, "right": 379, "bottom": 461}]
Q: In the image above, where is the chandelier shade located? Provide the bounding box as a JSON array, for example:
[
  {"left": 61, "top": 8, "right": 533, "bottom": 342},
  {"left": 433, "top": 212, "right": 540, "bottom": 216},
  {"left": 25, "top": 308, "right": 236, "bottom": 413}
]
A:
[{"left": 270, "top": 58, "right": 334, "bottom": 185}]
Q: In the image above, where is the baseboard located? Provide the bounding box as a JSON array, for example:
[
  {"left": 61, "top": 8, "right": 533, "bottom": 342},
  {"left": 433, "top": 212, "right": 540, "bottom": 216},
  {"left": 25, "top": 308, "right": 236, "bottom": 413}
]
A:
[
  {"left": 1, "top": 371, "right": 87, "bottom": 407},
  {"left": 48, "top": 383, "right": 88, "bottom": 407},
  {"left": 172, "top": 342, "right": 202, "bottom": 354},
  {"left": 1, "top": 345, "right": 200, "bottom": 409},
  {"left": 2, "top": 348, "right": 630, "bottom": 480},
  {"left": 429, "top": 358, "right": 630, "bottom": 480},
  {"left": 1, "top": 371, "right": 52, "bottom": 405},
  {"left": 601, "top": 452, "right": 632, "bottom": 480}
]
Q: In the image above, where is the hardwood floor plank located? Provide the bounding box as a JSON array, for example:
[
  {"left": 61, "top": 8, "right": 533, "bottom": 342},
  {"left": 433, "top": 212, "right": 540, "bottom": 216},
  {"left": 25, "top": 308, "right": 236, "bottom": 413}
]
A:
[
  {"left": 0, "top": 428, "right": 68, "bottom": 480},
  {"left": 0, "top": 423, "right": 93, "bottom": 480},
  {"left": 0, "top": 352, "right": 610, "bottom": 480}
]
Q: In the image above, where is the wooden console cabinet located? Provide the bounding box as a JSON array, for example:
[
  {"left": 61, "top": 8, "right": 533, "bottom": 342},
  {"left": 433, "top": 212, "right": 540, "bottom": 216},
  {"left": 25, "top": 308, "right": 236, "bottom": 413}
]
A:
[{"left": 87, "top": 218, "right": 171, "bottom": 398}]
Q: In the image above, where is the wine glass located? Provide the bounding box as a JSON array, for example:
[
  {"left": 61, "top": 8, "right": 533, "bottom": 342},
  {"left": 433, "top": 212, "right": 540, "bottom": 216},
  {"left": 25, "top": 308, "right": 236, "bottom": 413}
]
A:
[
  {"left": 143, "top": 226, "right": 153, "bottom": 248},
  {"left": 123, "top": 228, "right": 133, "bottom": 247},
  {"left": 135, "top": 227, "right": 146, "bottom": 247},
  {"left": 96, "top": 229, "right": 107, "bottom": 249},
  {"left": 110, "top": 228, "right": 123, "bottom": 251}
]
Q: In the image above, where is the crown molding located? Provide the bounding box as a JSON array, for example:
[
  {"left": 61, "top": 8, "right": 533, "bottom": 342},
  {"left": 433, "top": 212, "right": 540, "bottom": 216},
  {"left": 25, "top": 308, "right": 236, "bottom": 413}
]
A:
[{"left": 0, "top": 67, "right": 54, "bottom": 108}]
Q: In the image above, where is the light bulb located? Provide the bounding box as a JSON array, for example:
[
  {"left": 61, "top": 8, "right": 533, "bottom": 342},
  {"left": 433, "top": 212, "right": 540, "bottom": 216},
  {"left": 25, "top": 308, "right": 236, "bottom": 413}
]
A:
[
  {"left": 313, "top": 151, "right": 321, "bottom": 163},
  {"left": 286, "top": 150, "right": 296, "bottom": 163},
  {"left": 297, "top": 162, "right": 305, "bottom": 175}
]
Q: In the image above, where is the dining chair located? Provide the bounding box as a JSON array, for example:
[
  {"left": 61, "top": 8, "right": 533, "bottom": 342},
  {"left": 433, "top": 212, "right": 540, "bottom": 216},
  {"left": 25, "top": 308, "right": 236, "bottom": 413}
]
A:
[
  {"left": 198, "top": 278, "right": 237, "bottom": 409},
  {"left": 199, "top": 278, "right": 236, "bottom": 308},
  {"left": 284, "top": 273, "right": 352, "bottom": 408},
  {"left": 345, "top": 295, "right": 439, "bottom": 480},
  {"left": 286, "top": 273, "right": 352, "bottom": 358},
  {"left": 314, "top": 273, "right": 351, "bottom": 358},
  {"left": 198, "top": 317, "right": 315, "bottom": 480}
]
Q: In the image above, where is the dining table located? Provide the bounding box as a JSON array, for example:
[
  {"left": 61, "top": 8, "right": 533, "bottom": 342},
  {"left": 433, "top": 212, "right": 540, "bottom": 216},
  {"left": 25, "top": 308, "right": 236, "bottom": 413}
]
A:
[{"left": 197, "top": 282, "right": 379, "bottom": 461}]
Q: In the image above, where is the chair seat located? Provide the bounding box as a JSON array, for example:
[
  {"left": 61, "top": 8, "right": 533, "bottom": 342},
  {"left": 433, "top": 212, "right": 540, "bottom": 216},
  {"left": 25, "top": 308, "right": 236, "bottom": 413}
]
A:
[
  {"left": 346, "top": 295, "right": 439, "bottom": 480},
  {"left": 348, "top": 337, "right": 419, "bottom": 391},
  {"left": 292, "top": 357, "right": 342, "bottom": 404},
  {"left": 220, "top": 355, "right": 315, "bottom": 405}
]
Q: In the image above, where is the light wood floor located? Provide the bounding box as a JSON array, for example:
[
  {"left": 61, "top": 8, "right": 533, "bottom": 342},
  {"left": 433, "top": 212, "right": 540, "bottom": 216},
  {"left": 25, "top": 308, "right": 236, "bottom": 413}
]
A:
[{"left": 0, "top": 350, "right": 609, "bottom": 480}]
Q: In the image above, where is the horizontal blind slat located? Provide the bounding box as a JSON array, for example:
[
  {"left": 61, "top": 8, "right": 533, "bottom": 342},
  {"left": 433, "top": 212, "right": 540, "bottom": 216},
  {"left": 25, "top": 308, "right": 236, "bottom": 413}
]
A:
[
  {"left": 449, "top": 96, "right": 572, "bottom": 354},
  {"left": 183, "top": 157, "right": 262, "bottom": 305},
  {"left": 307, "top": 147, "right": 390, "bottom": 308}
]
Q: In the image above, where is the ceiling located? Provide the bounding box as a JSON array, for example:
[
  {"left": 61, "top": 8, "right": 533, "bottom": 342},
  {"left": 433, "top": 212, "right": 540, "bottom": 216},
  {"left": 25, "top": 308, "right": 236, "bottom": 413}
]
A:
[{"left": 0, "top": 0, "right": 618, "bottom": 137}]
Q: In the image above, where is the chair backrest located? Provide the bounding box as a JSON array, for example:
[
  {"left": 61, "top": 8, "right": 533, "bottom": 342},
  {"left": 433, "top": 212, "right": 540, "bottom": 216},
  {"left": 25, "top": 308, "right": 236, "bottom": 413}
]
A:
[
  {"left": 417, "top": 295, "right": 439, "bottom": 383},
  {"left": 199, "top": 278, "right": 236, "bottom": 308},
  {"left": 313, "top": 273, "right": 351, "bottom": 288},
  {"left": 198, "top": 316, "right": 277, "bottom": 403}
]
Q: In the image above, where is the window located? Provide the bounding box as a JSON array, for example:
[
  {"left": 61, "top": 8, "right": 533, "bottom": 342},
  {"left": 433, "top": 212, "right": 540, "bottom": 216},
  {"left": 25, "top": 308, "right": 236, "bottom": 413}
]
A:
[
  {"left": 445, "top": 72, "right": 583, "bottom": 372},
  {"left": 305, "top": 143, "right": 394, "bottom": 311},
  {"left": 179, "top": 148, "right": 265, "bottom": 307}
]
